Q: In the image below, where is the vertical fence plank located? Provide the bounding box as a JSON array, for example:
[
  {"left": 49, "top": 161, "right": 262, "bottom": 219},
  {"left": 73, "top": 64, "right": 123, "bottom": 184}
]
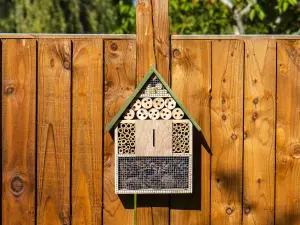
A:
[
  {"left": 37, "top": 40, "right": 71, "bottom": 225},
  {"left": 2, "top": 39, "right": 36, "bottom": 225},
  {"left": 276, "top": 40, "right": 300, "bottom": 225},
  {"left": 103, "top": 40, "right": 136, "bottom": 225},
  {"left": 72, "top": 40, "right": 103, "bottom": 225},
  {"left": 136, "top": 1, "right": 170, "bottom": 223},
  {"left": 211, "top": 40, "right": 244, "bottom": 225},
  {"left": 136, "top": 0, "right": 169, "bottom": 82},
  {"left": 243, "top": 40, "right": 276, "bottom": 225},
  {"left": 170, "top": 40, "right": 211, "bottom": 225}
]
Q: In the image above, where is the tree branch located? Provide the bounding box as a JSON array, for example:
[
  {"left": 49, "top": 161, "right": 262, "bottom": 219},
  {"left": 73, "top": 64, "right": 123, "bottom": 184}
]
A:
[{"left": 221, "top": 0, "right": 257, "bottom": 34}]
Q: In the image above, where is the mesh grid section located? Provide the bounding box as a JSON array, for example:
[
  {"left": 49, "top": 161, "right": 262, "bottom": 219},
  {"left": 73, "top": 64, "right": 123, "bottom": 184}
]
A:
[
  {"left": 139, "top": 75, "right": 171, "bottom": 98},
  {"left": 117, "top": 156, "right": 191, "bottom": 193},
  {"left": 172, "top": 122, "right": 190, "bottom": 153},
  {"left": 118, "top": 122, "right": 135, "bottom": 154}
]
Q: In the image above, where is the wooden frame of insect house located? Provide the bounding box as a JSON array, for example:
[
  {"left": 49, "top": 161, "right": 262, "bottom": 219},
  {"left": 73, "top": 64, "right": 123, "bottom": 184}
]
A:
[{"left": 106, "top": 66, "right": 201, "bottom": 194}]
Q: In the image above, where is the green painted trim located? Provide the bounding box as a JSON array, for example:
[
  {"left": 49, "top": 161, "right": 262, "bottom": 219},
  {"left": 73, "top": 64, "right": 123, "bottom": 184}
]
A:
[
  {"left": 134, "top": 194, "right": 137, "bottom": 225},
  {"left": 106, "top": 65, "right": 201, "bottom": 132}
]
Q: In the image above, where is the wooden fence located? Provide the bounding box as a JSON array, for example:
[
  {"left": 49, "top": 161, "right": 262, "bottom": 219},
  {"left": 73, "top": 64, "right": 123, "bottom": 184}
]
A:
[{"left": 1, "top": 34, "right": 300, "bottom": 225}]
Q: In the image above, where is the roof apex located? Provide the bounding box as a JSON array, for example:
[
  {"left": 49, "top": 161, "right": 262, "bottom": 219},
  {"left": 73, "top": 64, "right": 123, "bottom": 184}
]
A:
[{"left": 106, "top": 66, "right": 201, "bottom": 132}]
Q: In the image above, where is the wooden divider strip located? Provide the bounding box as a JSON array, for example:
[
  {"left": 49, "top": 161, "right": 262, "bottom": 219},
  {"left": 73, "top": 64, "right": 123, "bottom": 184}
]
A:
[
  {"left": 72, "top": 40, "right": 103, "bottom": 225},
  {"left": 276, "top": 40, "right": 300, "bottom": 225},
  {"left": 170, "top": 40, "right": 211, "bottom": 225},
  {"left": 243, "top": 40, "right": 276, "bottom": 225},
  {"left": 211, "top": 40, "right": 244, "bottom": 225},
  {"left": 2, "top": 39, "right": 36, "bottom": 225},
  {"left": 103, "top": 40, "right": 136, "bottom": 225},
  {"left": 37, "top": 39, "right": 71, "bottom": 225}
]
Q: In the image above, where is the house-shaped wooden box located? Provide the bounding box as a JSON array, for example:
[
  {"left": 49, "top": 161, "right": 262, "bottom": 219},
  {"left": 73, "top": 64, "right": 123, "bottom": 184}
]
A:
[{"left": 106, "top": 66, "right": 201, "bottom": 194}]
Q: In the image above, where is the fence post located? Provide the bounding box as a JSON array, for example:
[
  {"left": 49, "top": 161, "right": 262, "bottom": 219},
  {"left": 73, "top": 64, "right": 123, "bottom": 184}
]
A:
[{"left": 136, "top": 0, "right": 170, "bottom": 225}]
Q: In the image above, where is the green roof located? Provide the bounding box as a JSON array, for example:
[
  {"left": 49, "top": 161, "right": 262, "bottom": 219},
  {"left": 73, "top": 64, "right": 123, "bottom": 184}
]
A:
[{"left": 106, "top": 65, "right": 201, "bottom": 132}]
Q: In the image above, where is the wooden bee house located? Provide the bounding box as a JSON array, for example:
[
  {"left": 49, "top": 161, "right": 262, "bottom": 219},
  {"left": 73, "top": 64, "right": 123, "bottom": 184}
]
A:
[{"left": 106, "top": 66, "right": 201, "bottom": 194}]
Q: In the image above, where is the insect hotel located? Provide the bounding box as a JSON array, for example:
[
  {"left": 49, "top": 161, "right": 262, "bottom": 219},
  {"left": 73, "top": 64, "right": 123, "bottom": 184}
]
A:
[{"left": 106, "top": 66, "right": 201, "bottom": 194}]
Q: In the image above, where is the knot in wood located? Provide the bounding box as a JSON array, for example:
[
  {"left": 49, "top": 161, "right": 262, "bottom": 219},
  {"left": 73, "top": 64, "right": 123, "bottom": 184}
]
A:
[
  {"left": 244, "top": 132, "right": 247, "bottom": 140},
  {"left": 110, "top": 42, "right": 118, "bottom": 51},
  {"left": 257, "top": 178, "right": 261, "bottom": 183},
  {"left": 245, "top": 207, "right": 251, "bottom": 214},
  {"left": 222, "top": 115, "right": 227, "bottom": 121},
  {"left": 291, "top": 145, "right": 300, "bottom": 159},
  {"left": 253, "top": 98, "right": 258, "bottom": 104},
  {"left": 231, "top": 134, "right": 237, "bottom": 140},
  {"left": 226, "top": 207, "right": 233, "bottom": 215},
  {"left": 11, "top": 176, "right": 24, "bottom": 194},
  {"left": 5, "top": 85, "right": 15, "bottom": 95},
  {"left": 252, "top": 112, "right": 258, "bottom": 121},
  {"left": 173, "top": 49, "right": 181, "bottom": 58},
  {"left": 137, "top": 0, "right": 146, "bottom": 6},
  {"left": 63, "top": 61, "right": 70, "bottom": 70}
]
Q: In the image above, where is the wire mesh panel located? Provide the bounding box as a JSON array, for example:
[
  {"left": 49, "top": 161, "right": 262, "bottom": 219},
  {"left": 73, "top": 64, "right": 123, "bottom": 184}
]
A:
[
  {"left": 116, "top": 156, "right": 192, "bottom": 194},
  {"left": 139, "top": 75, "right": 171, "bottom": 98}
]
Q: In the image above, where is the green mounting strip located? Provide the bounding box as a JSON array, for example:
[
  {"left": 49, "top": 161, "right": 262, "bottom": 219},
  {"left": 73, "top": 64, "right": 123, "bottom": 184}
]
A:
[
  {"left": 106, "top": 65, "right": 201, "bottom": 132},
  {"left": 134, "top": 194, "right": 137, "bottom": 225}
]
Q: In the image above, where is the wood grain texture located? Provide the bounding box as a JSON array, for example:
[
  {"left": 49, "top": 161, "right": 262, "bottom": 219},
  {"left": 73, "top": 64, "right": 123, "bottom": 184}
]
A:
[
  {"left": 103, "top": 40, "right": 136, "bottom": 225},
  {"left": 276, "top": 40, "right": 300, "bottom": 225},
  {"left": 136, "top": 0, "right": 169, "bottom": 82},
  {"left": 243, "top": 40, "right": 276, "bottom": 225},
  {"left": 172, "top": 35, "right": 300, "bottom": 40},
  {"left": 37, "top": 39, "right": 71, "bottom": 225},
  {"left": 0, "top": 34, "right": 136, "bottom": 39},
  {"left": 135, "top": 120, "right": 172, "bottom": 156},
  {"left": 170, "top": 40, "right": 211, "bottom": 225},
  {"left": 211, "top": 40, "right": 244, "bottom": 225},
  {"left": 136, "top": 1, "right": 170, "bottom": 224},
  {"left": 72, "top": 40, "right": 103, "bottom": 225},
  {"left": 2, "top": 39, "right": 36, "bottom": 225}
]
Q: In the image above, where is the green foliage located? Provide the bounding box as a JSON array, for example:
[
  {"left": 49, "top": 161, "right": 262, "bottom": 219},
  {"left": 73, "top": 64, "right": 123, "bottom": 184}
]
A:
[
  {"left": 0, "top": 0, "right": 299, "bottom": 34},
  {"left": 169, "top": 0, "right": 300, "bottom": 34},
  {"left": 0, "top": 0, "right": 117, "bottom": 33},
  {"left": 112, "top": 0, "right": 136, "bottom": 34}
]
